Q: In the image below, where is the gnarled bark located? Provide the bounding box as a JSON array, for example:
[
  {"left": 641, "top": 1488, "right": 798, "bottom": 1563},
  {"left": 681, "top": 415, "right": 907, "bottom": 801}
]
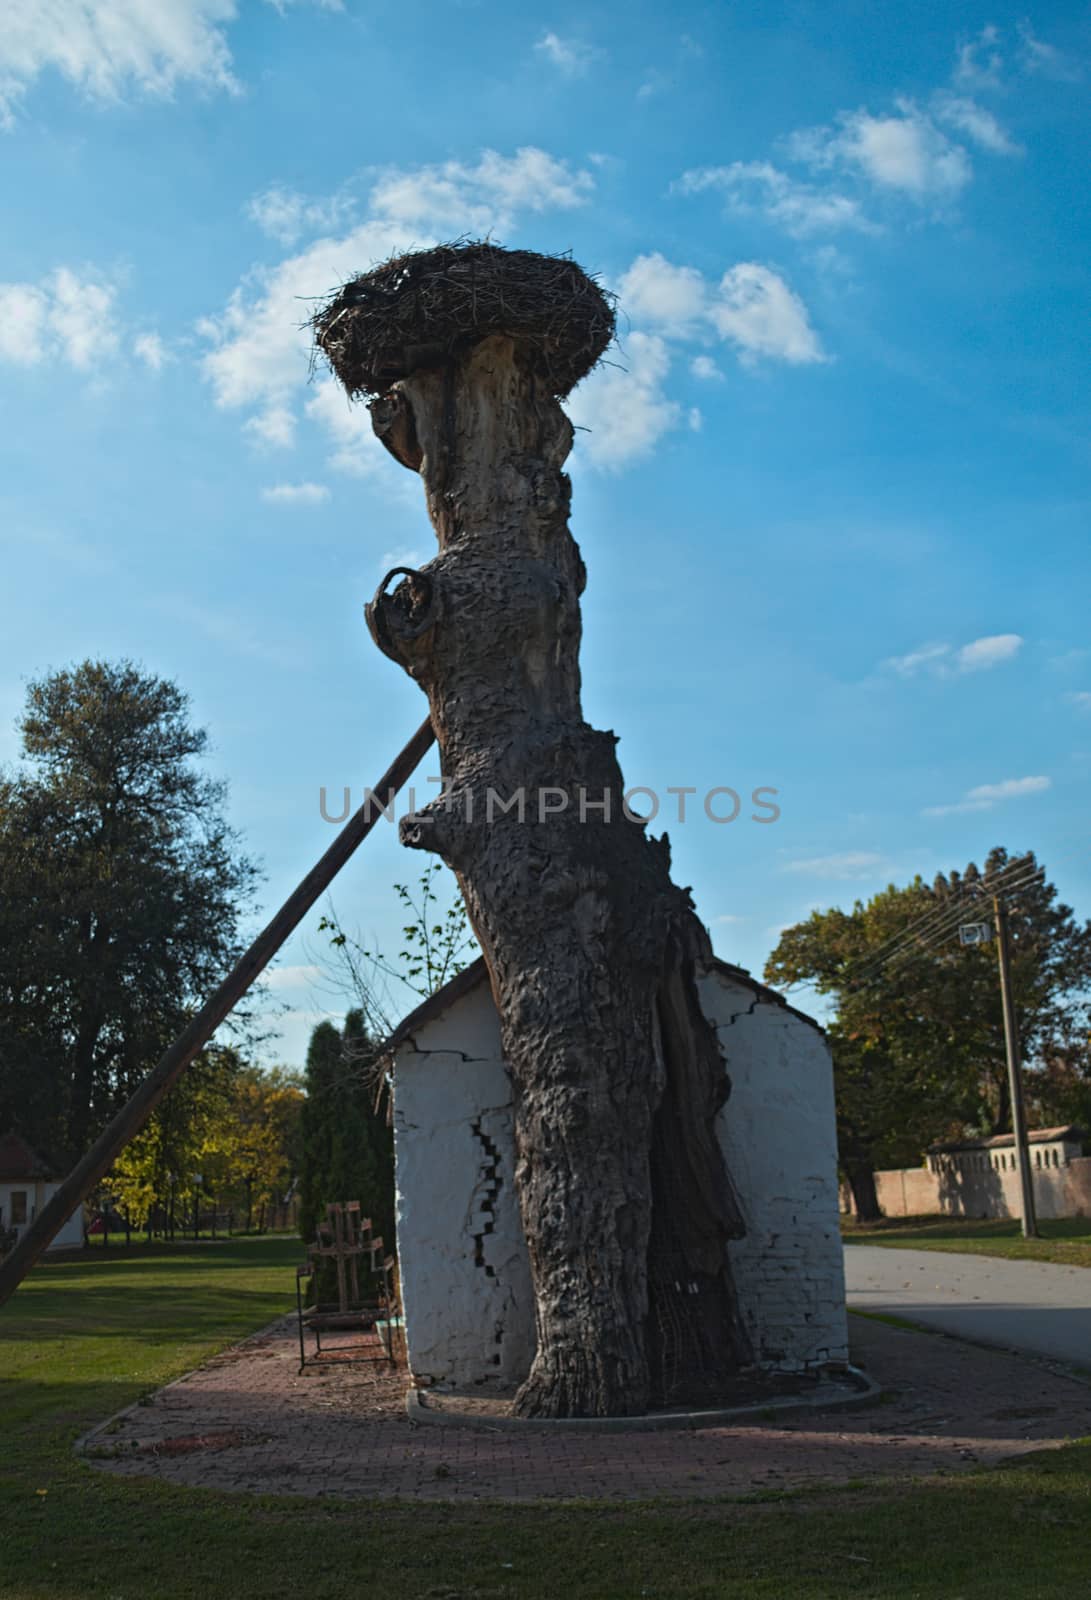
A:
[{"left": 370, "top": 336, "right": 749, "bottom": 1415}]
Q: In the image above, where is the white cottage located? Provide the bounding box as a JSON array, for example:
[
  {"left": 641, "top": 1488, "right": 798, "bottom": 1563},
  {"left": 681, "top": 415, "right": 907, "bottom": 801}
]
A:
[
  {"left": 0, "top": 1132, "right": 84, "bottom": 1252},
  {"left": 389, "top": 952, "right": 847, "bottom": 1391}
]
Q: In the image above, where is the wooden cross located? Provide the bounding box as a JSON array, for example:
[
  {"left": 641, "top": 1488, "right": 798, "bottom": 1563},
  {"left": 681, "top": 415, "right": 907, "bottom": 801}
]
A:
[{"left": 307, "top": 1202, "right": 384, "bottom": 1312}]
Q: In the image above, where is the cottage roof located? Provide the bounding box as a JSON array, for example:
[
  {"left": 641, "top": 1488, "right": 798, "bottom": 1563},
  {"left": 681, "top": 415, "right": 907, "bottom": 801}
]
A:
[
  {"left": 385, "top": 948, "right": 825, "bottom": 1059},
  {"left": 929, "top": 1125, "right": 1084, "bottom": 1155},
  {"left": 384, "top": 957, "right": 494, "bottom": 1057},
  {"left": 704, "top": 956, "right": 827, "bottom": 1035},
  {"left": 0, "top": 1132, "right": 57, "bottom": 1182}
]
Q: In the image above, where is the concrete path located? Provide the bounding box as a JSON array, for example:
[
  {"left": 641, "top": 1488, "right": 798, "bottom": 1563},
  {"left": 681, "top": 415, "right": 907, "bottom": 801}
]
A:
[{"left": 845, "top": 1245, "right": 1091, "bottom": 1369}]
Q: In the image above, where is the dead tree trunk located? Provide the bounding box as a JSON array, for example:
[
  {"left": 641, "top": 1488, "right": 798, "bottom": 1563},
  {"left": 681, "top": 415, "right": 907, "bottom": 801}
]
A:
[{"left": 366, "top": 333, "right": 750, "bottom": 1416}]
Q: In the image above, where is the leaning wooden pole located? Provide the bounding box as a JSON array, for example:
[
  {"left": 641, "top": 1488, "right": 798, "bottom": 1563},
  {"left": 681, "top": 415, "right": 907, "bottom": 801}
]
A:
[{"left": 0, "top": 717, "right": 435, "bottom": 1309}]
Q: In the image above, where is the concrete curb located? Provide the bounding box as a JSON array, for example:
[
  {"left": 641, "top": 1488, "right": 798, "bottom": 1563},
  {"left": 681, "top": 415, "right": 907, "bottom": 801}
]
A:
[{"left": 405, "top": 1366, "right": 881, "bottom": 1432}]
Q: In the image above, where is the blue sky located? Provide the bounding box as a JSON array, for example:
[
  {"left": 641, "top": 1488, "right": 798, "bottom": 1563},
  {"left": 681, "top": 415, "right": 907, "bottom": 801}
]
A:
[{"left": 1, "top": 1, "right": 1089, "bottom": 1063}]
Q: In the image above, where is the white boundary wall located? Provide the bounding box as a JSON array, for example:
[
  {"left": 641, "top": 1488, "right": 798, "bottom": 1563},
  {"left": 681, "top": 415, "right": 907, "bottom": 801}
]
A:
[{"left": 394, "top": 965, "right": 847, "bottom": 1389}]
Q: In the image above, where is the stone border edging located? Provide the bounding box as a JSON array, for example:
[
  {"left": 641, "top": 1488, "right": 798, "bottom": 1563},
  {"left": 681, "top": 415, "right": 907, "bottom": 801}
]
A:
[{"left": 405, "top": 1366, "right": 881, "bottom": 1432}]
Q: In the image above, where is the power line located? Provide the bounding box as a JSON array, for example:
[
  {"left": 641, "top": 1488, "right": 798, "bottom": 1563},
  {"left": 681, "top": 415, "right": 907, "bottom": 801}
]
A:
[
  {"left": 774, "top": 840, "right": 1087, "bottom": 1001},
  {"left": 777, "top": 857, "right": 1036, "bottom": 999},
  {"left": 844, "top": 854, "right": 1038, "bottom": 986},
  {"left": 852, "top": 861, "right": 1047, "bottom": 986}
]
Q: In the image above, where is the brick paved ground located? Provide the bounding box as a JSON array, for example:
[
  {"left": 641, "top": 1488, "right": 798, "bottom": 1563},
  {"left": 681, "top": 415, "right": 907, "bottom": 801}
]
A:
[{"left": 83, "top": 1315, "right": 1091, "bottom": 1502}]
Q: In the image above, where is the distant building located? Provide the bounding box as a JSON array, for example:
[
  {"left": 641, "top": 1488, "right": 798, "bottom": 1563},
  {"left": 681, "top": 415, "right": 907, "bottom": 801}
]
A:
[
  {"left": 0, "top": 1133, "right": 83, "bottom": 1251},
  {"left": 928, "top": 1125, "right": 1085, "bottom": 1178},
  {"left": 389, "top": 953, "right": 848, "bottom": 1392},
  {"left": 850, "top": 1126, "right": 1091, "bottom": 1220}
]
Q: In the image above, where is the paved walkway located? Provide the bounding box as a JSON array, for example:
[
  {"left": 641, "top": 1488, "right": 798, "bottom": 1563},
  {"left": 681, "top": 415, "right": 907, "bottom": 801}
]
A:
[
  {"left": 844, "top": 1245, "right": 1091, "bottom": 1369},
  {"left": 82, "top": 1313, "right": 1091, "bottom": 1502}
]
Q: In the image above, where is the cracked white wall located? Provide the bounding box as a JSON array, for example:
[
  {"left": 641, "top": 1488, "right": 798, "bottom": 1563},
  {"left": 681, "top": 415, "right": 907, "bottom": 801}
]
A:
[
  {"left": 696, "top": 971, "right": 848, "bottom": 1371},
  {"left": 393, "top": 980, "right": 535, "bottom": 1388},
  {"left": 393, "top": 963, "right": 847, "bottom": 1389}
]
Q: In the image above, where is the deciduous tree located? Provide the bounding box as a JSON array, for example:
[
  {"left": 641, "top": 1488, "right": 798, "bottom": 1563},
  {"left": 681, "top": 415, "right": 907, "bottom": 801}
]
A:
[
  {"left": 0, "top": 660, "right": 258, "bottom": 1163},
  {"left": 765, "top": 849, "right": 1091, "bottom": 1216}
]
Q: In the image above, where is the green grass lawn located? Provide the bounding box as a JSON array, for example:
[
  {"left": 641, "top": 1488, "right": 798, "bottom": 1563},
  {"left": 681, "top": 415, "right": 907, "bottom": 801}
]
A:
[
  {"left": 842, "top": 1214, "right": 1091, "bottom": 1269},
  {"left": 1, "top": 1235, "right": 1090, "bottom": 1599}
]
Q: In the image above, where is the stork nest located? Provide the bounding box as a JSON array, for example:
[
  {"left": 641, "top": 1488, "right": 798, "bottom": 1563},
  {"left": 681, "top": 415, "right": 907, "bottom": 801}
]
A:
[{"left": 310, "top": 240, "right": 616, "bottom": 400}]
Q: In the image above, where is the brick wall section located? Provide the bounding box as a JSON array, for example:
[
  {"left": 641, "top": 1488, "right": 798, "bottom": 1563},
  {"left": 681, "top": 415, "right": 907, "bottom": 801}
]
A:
[{"left": 696, "top": 972, "right": 849, "bottom": 1372}]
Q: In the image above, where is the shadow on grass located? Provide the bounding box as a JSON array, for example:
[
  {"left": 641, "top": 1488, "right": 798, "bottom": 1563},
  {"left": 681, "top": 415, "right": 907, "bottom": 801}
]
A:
[
  {"left": 1, "top": 1443, "right": 1090, "bottom": 1600},
  {"left": 3, "top": 1231, "right": 1090, "bottom": 1598}
]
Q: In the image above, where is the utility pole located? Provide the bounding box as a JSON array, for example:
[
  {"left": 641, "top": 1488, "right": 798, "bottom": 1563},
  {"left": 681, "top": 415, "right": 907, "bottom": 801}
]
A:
[{"left": 993, "top": 895, "right": 1039, "bottom": 1239}]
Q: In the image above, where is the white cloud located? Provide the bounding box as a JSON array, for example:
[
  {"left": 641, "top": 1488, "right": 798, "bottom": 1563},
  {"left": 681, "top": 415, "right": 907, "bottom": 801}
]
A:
[
  {"left": 1065, "top": 691, "right": 1091, "bottom": 712},
  {"left": 679, "top": 161, "right": 873, "bottom": 236},
  {"left": 0, "top": 283, "right": 48, "bottom": 364},
  {"left": 379, "top": 546, "right": 427, "bottom": 572},
  {"left": 1018, "top": 22, "right": 1082, "bottom": 83},
  {"left": 368, "top": 147, "right": 593, "bottom": 234},
  {"left": 791, "top": 101, "right": 971, "bottom": 199},
  {"left": 636, "top": 69, "right": 671, "bottom": 100},
  {"left": 618, "top": 253, "right": 706, "bottom": 332},
  {"left": 265, "top": 964, "right": 324, "bottom": 991},
  {"left": 712, "top": 914, "right": 743, "bottom": 925},
  {"left": 956, "top": 632, "right": 1023, "bottom": 672},
  {"left": 244, "top": 403, "right": 297, "bottom": 449},
  {"left": 304, "top": 377, "right": 394, "bottom": 477},
  {"left": 260, "top": 481, "right": 330, "bottom": 504},
  {"left": 883, "top": 642, "right": 952, "bottom": 676},
  {"left": 534, "top": 31, "right": 595, "bottom": 77},
  {"left": 0, "top": 0, "right": 237, "bottom": 127},
  {"left": 673, "top": 35, "right": 1054, "bottom": 262},
  {"left": 565, "top": 331, "right": 681, "bottom": 470},
  {"left": 634, "top": 32, "right": 702, "bottom": 99},
  {"left": 967, "top": 775, "right": 1050, "bottom": 802},
  {"left": 931, "top": 93, "right": 1021, "bottom": 156},
  {"left": 0, "top": 0, "right": 340, "bottom": 128},
  {"left": 712, "top": 263, "right": 825, "bottom": 365},
  {"left": 0, "top": 266, "right": 118, "bottom": 369},
  {"left": 923, "top": 775, "right": 1051, "bottom": 818},
  {"left": 783, "top": 852, "right": 885, "bottom": 878},
  {"left": 690, "top": 354, "right": 723, "bottom": 381},
  {"left": 42, "top": 267, "right": 119, "bottom": 368},
  {"left": 952, "top": 22, "right": 1081, "bottom": 91},
  {"left": 882, "top": 634, "right": 1023, "bottom": 677},
  {"left": 954, "top": 25, "right": 1005, "bottom": 90},
  {"left": 200, "top": 217, "right": 410, "bottom": 446},
  {"left": 618, "top": 253, "right": 823, "bottom": 366},
  {"left": 246, "top": 184, "right": 353, "bottom": 246},
  {"left": 133, "top": 331, "right": 168, "bottom": 370},
  {"left": 200, "top": 148, "right": 595, "bottom": 465}
]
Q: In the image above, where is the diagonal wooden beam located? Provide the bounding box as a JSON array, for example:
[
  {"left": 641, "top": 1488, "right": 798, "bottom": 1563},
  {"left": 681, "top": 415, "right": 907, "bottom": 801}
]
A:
[{"left": 0, "top": 717, "right": 435, "bottom": 1309}]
